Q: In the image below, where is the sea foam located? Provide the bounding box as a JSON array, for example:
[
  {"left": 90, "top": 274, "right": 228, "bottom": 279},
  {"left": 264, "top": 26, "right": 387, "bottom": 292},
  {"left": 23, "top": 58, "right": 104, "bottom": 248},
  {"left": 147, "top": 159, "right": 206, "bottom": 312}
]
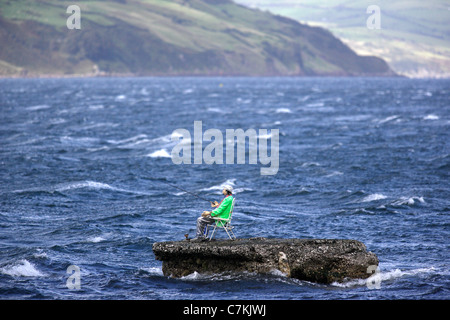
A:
[
  {"left": 1, "top": 260, "right": 45, "bottom": 277},
  {"left": 26, "top": 104, "right": 51, "bottom": 111},
  {"left": 331, "top": 266, "right": 436, "bottom": 288},
  {"left": 424, "top": 114, "right": 439, "bottom": 120},
  {"left": 392, "top": 196, "right": 425, "bottom": 206},
  {"left": 201, "top": 179, "right": 236, "bottom": 192},
  {"left": 55, "top": 181, "right": 115, "bottom": 192},
  {"left": 147, "top": 149, "right": 172, "bottom": 158},
  {"left": 362, "top": 193, "right": 387, "bottom": 202},
  {"left": 87, "top": 236, "right": 106, "bottom": 243},
  {"left": 275, "top": 108, "right": 292, "bottom": 113}
]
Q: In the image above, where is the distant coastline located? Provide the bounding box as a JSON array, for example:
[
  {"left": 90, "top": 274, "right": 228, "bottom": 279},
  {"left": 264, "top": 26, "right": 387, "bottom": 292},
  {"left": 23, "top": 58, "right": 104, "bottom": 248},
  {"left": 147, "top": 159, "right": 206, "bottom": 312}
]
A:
[
  {"left": 0, "top": 0, "right": 396, "bottom": 79},
  {"left": 0, "top": 71, "right": 408, "bottom": 80}
]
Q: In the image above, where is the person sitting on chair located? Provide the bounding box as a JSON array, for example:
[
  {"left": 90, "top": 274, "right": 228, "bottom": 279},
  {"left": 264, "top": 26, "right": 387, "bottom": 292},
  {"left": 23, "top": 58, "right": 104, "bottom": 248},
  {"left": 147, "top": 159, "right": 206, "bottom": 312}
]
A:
[{"left": 195, "top": 185, "right": 234, "bottom": 240}]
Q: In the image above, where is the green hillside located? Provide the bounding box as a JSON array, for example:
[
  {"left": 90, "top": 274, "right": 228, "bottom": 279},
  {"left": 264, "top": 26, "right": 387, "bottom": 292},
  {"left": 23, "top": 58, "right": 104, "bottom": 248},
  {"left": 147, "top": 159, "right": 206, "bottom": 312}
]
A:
[
  {"left": 0, "top": 0, "right": 395, "bottom": 77},
  {"left": 235, "top": 0, "right": 450, "bottom": 78}
]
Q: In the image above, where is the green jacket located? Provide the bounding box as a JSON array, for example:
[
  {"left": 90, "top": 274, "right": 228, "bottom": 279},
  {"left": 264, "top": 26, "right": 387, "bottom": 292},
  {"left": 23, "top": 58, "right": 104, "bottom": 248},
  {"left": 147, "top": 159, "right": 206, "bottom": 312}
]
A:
[{"left": 211, "top": 195, "right": 234, "bottom": 226}]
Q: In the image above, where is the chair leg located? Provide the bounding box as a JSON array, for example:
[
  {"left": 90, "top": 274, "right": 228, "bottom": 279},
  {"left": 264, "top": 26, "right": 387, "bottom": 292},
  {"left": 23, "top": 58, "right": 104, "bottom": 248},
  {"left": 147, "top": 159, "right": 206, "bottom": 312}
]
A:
[
  {"left": 224, "top": 227, "right": 235, "bottom": 240},
  {"left": 209, "top": 226, "right": 217, "bottom": 240},
  {"left": 229, "top": 228, "right": 236, "bottom": 240},
  {"left": 209, "top": 224, "right": 236, "bottom": 241}
]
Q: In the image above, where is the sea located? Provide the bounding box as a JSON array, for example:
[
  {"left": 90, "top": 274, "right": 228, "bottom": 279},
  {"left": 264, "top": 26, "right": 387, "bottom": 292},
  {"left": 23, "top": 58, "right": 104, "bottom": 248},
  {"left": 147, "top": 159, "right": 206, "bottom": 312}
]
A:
[{"left": 0, "top": 77, "right": 448, "bottom": 301}]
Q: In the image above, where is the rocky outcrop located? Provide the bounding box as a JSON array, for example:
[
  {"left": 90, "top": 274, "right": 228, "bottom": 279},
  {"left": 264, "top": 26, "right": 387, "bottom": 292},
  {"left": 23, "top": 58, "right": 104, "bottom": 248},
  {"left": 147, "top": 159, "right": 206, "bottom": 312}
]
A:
[{"left": 152, "top": 238, "right": 379, "bottom": 284}]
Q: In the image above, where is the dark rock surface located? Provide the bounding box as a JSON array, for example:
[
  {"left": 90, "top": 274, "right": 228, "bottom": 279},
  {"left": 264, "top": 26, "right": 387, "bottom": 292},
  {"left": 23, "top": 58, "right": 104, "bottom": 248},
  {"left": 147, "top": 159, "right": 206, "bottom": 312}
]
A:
[{"left": 152, "top": 238, "right": 379, "bottom": 284}]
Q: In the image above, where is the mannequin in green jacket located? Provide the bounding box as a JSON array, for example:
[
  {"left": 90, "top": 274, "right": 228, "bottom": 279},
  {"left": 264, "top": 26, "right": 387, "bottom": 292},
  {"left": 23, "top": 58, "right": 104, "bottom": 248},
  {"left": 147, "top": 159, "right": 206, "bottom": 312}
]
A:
[{"left": 195, "top": 185, "right": 234, "bottom": 239}]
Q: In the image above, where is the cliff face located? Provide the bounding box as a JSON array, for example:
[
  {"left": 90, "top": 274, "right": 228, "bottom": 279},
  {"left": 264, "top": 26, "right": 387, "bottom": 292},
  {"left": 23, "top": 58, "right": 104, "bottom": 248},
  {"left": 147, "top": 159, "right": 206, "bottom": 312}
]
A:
[
  {"left": 0, "top": 0, "right": 395, "bottom": 77},
  {"left": 153, "top": 238, "right": 379, "bottom": 284}
]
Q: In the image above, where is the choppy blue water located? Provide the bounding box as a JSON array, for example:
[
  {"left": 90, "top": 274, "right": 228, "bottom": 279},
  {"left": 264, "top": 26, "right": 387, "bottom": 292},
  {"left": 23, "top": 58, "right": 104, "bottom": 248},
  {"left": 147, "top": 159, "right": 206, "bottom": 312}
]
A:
[{"left": 0, "top": 77, "right": 449, "bottom": 300}]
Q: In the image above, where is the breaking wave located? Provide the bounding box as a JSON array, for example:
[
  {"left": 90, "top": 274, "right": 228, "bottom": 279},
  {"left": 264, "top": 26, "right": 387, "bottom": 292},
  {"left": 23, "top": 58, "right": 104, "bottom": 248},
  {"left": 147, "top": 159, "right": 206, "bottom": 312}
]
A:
[
  {"left": 275, "top": 108, "right": 292, "bottom": 113},
  {"left": 147, "top": 149, "right": 172, "bottom": 158},
  {"left": 331, "top": 267, "right": 437, "bottom": 288},
  {"left": 424, "top": 114, "right": 439, "bottom": 120},
  {"left": 1, "top": 260, "right": 46, "bottom": 277},
  {"left": 361, "top": 193, "right": 387, "bottom": 202},
  {"left": 13, "top": 180, "right": 153, "bottom": 196},
  {"left": 391, "top": 196, "right": 425, "bottom": 206}
]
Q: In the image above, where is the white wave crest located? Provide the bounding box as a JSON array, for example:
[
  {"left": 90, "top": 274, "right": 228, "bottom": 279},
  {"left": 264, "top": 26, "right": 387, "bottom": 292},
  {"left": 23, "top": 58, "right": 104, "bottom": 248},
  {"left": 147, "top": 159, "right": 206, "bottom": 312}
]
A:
[
  {"left": 55, "top": 181, "right": 115, "bottom": 192},
  {"left": 257, "top": 132, "right": 273, "bottom": 139},
  {"left": 377, "top": 115, "right": 400, "bottom": 124},
  {"left": 424, "top": 114, "right": 439, "bottom": 120},
  {"left": 26, "top": 104, "right": 51, "bottom": 111},
  {"left": 325, "top": 171, "right": 343, "bottom": 178},
  {"left": 115, "top": 94, "right": 126, "bottom": 101},
  {"left": 198, "top": 179, "right": 250, "bottom": 194},
  {"left": 207, "top": 107, "right": 224, "bottom": 113},
  {"left": 180, "top": 271, "right": 247, "bottom": 282},
  {"left": 181, "top": 271, "right": 201, "bottom": 280},
  {"left": 332, "top": 267, "right": 436, "bottom": 288},
  {"left": 107, "top": 134, "right": 152, "bottom": 149},
  {"left": 147, "top": 149, "right": 172, "bottom": 158},
  {"left": 140, "top": 267, "right": 164, "bottom": 276},
  {"left": 201, "top": 179, "right": 236, "bottom": 192},
  {"left": 14, "top": 180, "right": 153, "bottom": 196},
  {"left": 1, "top": 260, "right": 45, "bottom": 277},
  {"left": 362, "top": 193, "right": 387, "bottom": 202},
  {"left": 107, "top": 134, "right": 148, "bottom": 145},
  {"left": 87, "top": 236, "right": 106, "bottom": 243},
  {"left": 392, "top": 196, "right": 425, "bottom": 206},
  {"left": 276, "top": 108, "right": 292, "bottom": 113},
  {"left": 301, "top": 162, "right": 320, "bottom": 167}
]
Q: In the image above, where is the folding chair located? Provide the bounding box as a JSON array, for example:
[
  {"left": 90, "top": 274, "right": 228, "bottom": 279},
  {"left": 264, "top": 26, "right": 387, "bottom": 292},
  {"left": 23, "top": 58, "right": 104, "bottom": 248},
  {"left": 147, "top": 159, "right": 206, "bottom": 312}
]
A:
[{"left": 208, "top": 197, "right": 236, "bottom": 240}]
